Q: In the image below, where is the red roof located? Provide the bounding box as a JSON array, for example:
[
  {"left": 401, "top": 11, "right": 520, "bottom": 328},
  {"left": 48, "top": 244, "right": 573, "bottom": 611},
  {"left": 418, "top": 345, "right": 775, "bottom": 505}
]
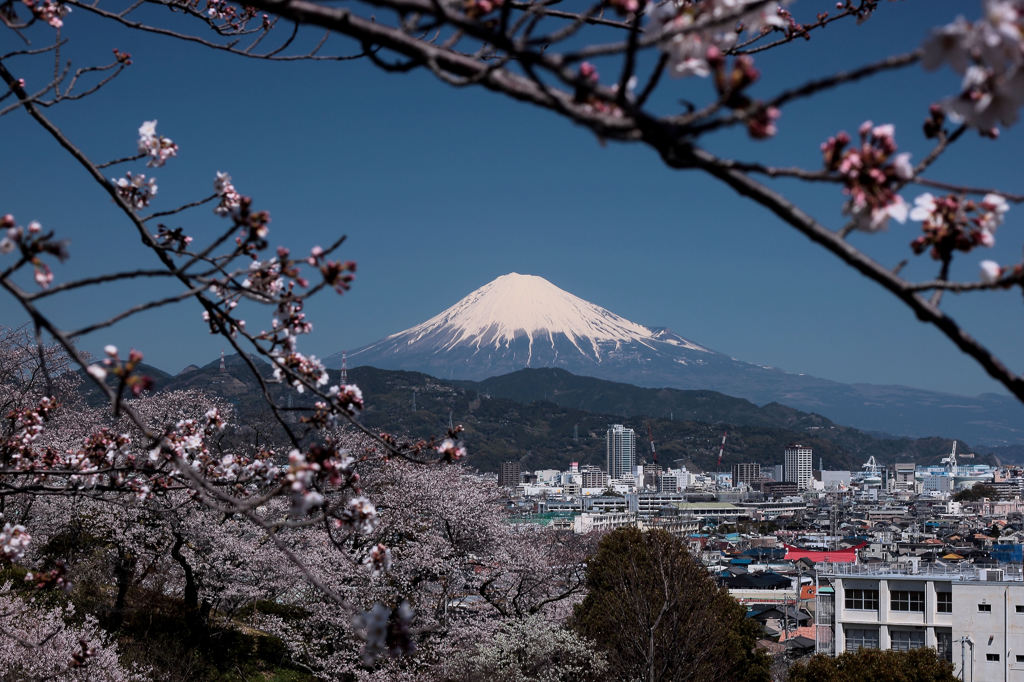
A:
[{"left": 783, "top": 541, "right": 865, "bottom": 564}]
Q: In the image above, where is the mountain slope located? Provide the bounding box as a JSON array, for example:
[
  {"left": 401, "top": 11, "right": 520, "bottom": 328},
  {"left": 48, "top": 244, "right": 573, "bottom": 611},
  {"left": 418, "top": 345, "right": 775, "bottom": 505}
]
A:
[
  {"left": 93, "top": 358, "right": 987, "bottom": 473},
  {"left": 333, "top": 274, "right": 1024, "bottom": 445}
]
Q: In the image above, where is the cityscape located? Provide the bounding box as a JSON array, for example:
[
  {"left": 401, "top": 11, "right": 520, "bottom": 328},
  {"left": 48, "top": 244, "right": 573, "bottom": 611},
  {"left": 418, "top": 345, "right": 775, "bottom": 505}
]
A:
[{"left": 501, "top": 424, "right": 1024, "bottom": 679}]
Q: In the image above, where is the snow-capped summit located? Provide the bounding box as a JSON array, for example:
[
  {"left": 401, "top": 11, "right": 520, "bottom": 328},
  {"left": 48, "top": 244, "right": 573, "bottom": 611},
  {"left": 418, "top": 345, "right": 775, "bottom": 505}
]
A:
[
  {"left": 343, "top": 273, "right": 734, "bottom": 381},
  {"left": 382, "top": 272, "right": 706, "bottom": 363}
]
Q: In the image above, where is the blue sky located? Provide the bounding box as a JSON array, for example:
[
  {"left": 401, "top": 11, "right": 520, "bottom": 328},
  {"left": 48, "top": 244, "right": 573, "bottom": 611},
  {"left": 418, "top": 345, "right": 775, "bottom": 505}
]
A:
[{"left": 3, "top": 0, "right": 1023, "bottom": 398}]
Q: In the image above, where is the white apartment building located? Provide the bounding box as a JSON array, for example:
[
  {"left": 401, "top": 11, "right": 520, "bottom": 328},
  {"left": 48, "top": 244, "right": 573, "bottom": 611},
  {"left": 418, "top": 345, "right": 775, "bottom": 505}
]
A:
[
  {"left": 820, "top": 564, "right": 1024, "bottom": 681},
  {"left": 784, "top": 444, "right": 813, "bottom": 491},
  {"left": 573, "top": 511, "right": 635, "bottom": 534},
  {"left": 606, "top": 424, "right": 636, "bottom": 480}
]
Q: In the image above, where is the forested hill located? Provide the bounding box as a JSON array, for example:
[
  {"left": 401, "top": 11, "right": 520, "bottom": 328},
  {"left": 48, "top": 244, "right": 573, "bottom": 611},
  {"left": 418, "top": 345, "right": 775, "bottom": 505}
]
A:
[{"left": 79, "top": 359, "right": 988, "bottom": 473}]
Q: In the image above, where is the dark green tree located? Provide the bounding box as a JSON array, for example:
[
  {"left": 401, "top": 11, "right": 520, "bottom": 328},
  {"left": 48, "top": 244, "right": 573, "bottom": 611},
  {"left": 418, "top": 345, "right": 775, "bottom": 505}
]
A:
[
  {"left": 953, "top": 484, "right": 998, "bottom": 502},
  {"left": 788, "top": 648, "right": 956, "bottom": 682},
  {"left": 572, "top": 527, "right": 769, "bottom": 682}
]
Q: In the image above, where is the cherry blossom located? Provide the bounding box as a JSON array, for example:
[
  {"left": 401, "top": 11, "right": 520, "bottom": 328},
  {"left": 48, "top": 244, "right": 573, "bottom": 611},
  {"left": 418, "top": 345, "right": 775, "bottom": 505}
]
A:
[
  {"left": 136, "top": 120, "right": 178, "bottom": 167},
  {"left": 922, "top": 1, "right": 1024, "bottom": 131},
  {"left": 980, "top": 259, "right": 1003, "bottom": 283},
  {"left": 364, "top": 543, "right": 393, "bottom": 578},
  {"left": 213, "top": 171, "right": 241, "bottom": 216},
  {"left": 646, "top": 0, "right": 790, "bottom": 79},
  {"left": 822, "top": 122, "right": 911, "bottom": 232},
  {"left": 436, "top": 437, "right": 467, "bottom": 461},
  {"left": 909, "top": 191, "right": 1010, "bottom": 259},
  {"left": 0, "top": 523, "right": 30, "bottom": 561},
  {"left": 22, "top": 0, "right": 70, "bottom": 29},
  {"left": 112, "top": 172, "right": 157, "bottom": 209}
]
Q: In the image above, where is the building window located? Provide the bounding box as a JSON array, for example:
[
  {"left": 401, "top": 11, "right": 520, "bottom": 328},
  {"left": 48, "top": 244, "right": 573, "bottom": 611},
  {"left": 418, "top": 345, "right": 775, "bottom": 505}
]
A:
[
  {"left": 937, "top": 631, "right": 953, "bottom": 663},
  {"left": 979, "top": 603, "right": 993, "bottom": 612},
  {"left": 845, "top": 589, "right": 879, "bottom": 611},
  {"left": 845, "top": 628, "right": 879, "bottom": 652},
  {"left": 987, "top": 653, "right": 1000, "bottom": 662},
  {"left": 890, "top": 629, "right": 925, "bottom": 651},
  {"left": 937, "top": 592, "right": 952, "bottom": 613},
  {"left": 1017, "top": 605, "right": 1024, "bottom": 614},
  {"left": 890, "top": 590, "right": 925, "bottom": 612},
  {"left": 1016, "top": 655, "right": 1024, "bottom": 663}
]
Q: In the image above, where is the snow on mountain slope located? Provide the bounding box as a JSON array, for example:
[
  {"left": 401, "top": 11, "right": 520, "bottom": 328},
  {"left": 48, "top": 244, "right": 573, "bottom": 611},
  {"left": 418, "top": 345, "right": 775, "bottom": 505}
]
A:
[{"left": 358, "top": 272, "right": 708, "bottom": 364}]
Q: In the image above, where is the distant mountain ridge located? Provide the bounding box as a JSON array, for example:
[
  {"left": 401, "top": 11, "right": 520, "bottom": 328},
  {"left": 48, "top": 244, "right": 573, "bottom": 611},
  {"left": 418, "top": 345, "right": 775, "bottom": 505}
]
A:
[
  {"left": 331, "top": 273, "right": 1024, "bottom": 446},
  {"left": 81, "top": 358, "right": 995, "bottom": 472}
]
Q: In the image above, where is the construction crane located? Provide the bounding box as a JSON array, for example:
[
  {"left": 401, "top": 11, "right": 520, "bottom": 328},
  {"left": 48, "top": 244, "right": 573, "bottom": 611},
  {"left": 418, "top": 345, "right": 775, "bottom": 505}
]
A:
[{"left": 646, "top": 422, "right": 658, "bottom": 465}]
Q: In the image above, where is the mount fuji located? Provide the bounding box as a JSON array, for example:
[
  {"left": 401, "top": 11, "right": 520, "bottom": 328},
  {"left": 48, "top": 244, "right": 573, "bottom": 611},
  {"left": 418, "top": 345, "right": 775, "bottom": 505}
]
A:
[{"left": 333, "top": 273, "right": 1024, "bottom": 445}]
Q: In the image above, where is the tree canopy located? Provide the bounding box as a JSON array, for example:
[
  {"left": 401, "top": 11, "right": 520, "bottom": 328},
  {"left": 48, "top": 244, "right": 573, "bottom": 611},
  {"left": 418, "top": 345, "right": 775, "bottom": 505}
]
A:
[{"left": 573, "top": 527, "right": 769, "bottom": 682}]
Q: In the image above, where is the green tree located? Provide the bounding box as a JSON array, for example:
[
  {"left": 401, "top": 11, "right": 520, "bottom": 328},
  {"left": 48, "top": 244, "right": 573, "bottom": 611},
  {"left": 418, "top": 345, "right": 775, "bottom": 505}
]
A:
[
  {"left": 788, "top": 648, "right": 956, "bottom": 682},
  {"left": 572, "top": 528, "right": 769, "bottom": 682},
  {"left": 953, "top": 484, "right": 998, "bottom": 502}
]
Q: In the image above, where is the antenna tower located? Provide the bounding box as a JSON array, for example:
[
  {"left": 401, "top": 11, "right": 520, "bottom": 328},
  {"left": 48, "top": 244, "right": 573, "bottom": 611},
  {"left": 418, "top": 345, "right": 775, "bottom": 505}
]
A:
[
  {"left": 219, "top": 350, "right": 226, "bottom": 372},
  {"left": 340, "top": 352, "right": 348, "bottom": 385}
]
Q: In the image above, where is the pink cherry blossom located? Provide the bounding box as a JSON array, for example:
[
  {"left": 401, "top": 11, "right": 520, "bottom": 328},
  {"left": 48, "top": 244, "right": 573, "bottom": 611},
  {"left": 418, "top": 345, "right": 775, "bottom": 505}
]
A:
[{"left": 137, "top": 120, "right": 178, "bottom": 167}]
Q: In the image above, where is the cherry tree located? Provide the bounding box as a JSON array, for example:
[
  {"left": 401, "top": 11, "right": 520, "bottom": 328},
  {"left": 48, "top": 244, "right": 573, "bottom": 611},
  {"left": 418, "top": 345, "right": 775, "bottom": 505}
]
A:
[
  {"left": 0, "top": 583, "right": 146, "bottom": 680},
  {"left": 255, "top": 458, "right": 591, "bottom": 678}
]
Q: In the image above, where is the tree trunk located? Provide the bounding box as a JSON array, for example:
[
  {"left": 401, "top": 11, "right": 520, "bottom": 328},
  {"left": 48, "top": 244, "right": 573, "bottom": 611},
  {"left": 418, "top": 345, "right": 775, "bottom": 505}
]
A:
[
  {"left": 110, "top": 549, "right": 135, "bottom": 630},
  {"left": 170, "top": 533, "right": 200, "bottom": 613}
]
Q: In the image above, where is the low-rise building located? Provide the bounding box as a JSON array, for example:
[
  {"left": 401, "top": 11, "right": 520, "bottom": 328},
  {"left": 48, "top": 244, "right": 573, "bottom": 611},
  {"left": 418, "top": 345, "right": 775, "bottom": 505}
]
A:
[{"left": 818, "top": 562, "right": 1024, "bottom": 680}]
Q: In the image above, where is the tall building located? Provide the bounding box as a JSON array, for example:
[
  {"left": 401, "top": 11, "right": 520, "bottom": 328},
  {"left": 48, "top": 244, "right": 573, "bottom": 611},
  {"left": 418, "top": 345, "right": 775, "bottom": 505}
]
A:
[
  {"left": 784, "top": 444, "right": 813, "bottom": 491},
  {"left": 499, "top": 461, "right": 521, "bottom": 489},
  {"left": 732, "top": 462, "right": 761, "bottom": 488},
  {"left": 606, "top": 424, "right": 636, "bottom": 480}
]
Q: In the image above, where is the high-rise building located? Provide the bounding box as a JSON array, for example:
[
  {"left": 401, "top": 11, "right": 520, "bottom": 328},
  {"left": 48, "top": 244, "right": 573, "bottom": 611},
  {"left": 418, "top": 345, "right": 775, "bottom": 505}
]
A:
[
  {"left": 784, "top": 444, "right": 813, "bottom": 491},
  {"left": 732, "top": 462, "right": 761, "bottom": 488},
  {"left": 606, "top": 424, "right": 636, "bottom": 480},
  {"left": 499, "top": 461, "right": 521, "bottom": 489}
]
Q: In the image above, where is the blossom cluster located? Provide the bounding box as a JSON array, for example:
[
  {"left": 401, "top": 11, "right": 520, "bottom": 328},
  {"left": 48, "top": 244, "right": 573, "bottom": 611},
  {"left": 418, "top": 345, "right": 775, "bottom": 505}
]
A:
[
  {"left": 0, "top": 214, "right": 69, "bottom": 288},
  {"left": 645, "top": 0, "right": 790, "bottom": 79},
  {"left": 821, "top": 121, "right": 913, "bottom": 232},
  {"left": 909, "top": 192, "right": 1010, "bottom": 262},
  {"left": 437, "top": 437, "right": 467, "bottom": 462},
  {"left": 0, "top": 523, "right": 30, "bottom": 561},
  {"left": 22, "top": 0, "right": 70, "bottom": 29},
  {"left": 137, "top": 120, "right": 178, "bottom": 168},
  {"left": 339, "top": 495, "right": 379, "bottom": 534},
  {"left": 203, "top": 0, "right": 260, "bottom": 29},
  {"left": 364, "top": 542, "right": 393, "bottom": 577},
  {"left": 87, "top": 345, "right": 153, "bottom": 396},
  {"left": 112, "top": 172, "right": 157, "bottom": 209},
  {"left": 922, "top": 1, "right": 1024, "bottom": 131},
  {"left": 213, "top": 171, "right": 241, "bottom": 217}
]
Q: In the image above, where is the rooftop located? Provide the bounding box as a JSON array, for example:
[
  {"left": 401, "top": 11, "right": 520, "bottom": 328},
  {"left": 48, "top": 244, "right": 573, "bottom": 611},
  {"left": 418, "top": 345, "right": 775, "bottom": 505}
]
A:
[{"left": 817, "top": 561, "right": 1024, "bottom": 582}]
